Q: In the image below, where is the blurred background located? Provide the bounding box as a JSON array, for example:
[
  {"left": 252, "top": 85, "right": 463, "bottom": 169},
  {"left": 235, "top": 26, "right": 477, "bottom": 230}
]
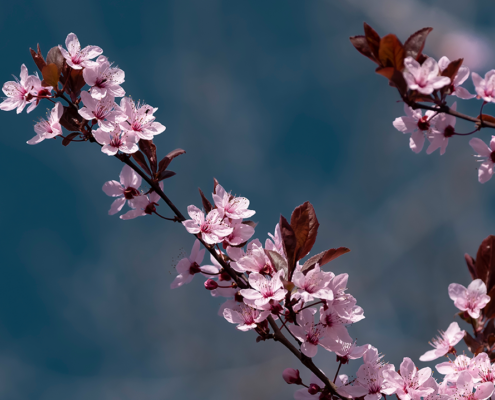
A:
[{"left": 1, "top": 0, "right": 495, "bottom": 398}]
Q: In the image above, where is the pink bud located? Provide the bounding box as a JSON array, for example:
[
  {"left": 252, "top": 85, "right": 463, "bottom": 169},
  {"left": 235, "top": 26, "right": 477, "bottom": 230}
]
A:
[
  {"left": 282, "top": 368, "right": 302, "bottom": 385},
  {"left": 204, "top": 279, "right": 218, "bottom": 290},
  {"left": 308, "top": 383, "right": 320, "bottom": 395}
]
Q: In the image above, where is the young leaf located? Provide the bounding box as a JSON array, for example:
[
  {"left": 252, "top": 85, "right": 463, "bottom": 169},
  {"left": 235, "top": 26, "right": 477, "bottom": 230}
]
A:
[
  {"left": 131, "top": 151, "right": 152, "bottom": 176},
  {"left": 375, "top": 67, "right": 395, "bottom": 80},
  {"left": 484, "top": 286, "right": 495, "bottom": 319},
  {"left": 41, "top": 63, "right": 60, "bottom": 88},
  {"left": 476, "top": 235, "right": 495, "bottom": 292},
  {"left": 301, "top": 247, "right": 350, "bottom": 272},
  {"left": 290, "top": 202, "right": 319, "bottom": 261},
  {"left": 69, "top": 69, "right": 86, "bottom": 95},
  {"left": 265, "top": 249, "right": 288, "bottom": 279},
  {"left": 378, "top": 34, "right": 404, "bottom": 71},
  {"left": 199, "top": 188, "right": 213, "bottom": 214},
  {"left": 139, "top": 139, "right": 157, "bottom": 174},
  {"left": 441, "top": 58, "right": 463, "bottom": 80},
  {"left": 464, "top": 331, "right": 483, "bottom": 355},
  {"left": 403, "top": 27, "right": 433, "bottom": 61},
  {"left": 30, "top": 44, "right": 46, "bottom": 72},
  {"left": 62, "top": 132, "right": 80, "bottom": 146},
  {"left": 349, "top": 36, "right": 378, "bottom": 64},
  {"left": 465, "top": 253, "right": 477, "bottom": 280},
  {"left": 363, "top": 22, "right": 381, "bottom": 59},
  {"left": 157, "top": 148, "right": 186, "bottom": 174},
  {"left": 157, "top": 170, "right": 176, "bottom": 181},
  {"left": 280, "top": 215, "right": 297, "bottom": 278},
  {"left": 46, "top": 46, "right": 65, "bottom": 72},
  {"left": 60, "top": 106, "right": 83, "bottom": 131},
  {"left": 390, "top": 69, "right": 408, "bottom": 96}
]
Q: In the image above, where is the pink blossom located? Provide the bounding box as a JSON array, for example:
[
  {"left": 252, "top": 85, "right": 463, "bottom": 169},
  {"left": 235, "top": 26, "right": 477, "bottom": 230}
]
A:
[
  {"left": 182, "top": 206, "right": 233, "bottom": 244},
  {"left": 212, "top": 184, "right": 255, "bottom": 220},
  {"left": 223, "top": 303, "right": 269, "bottom": 331},
  {"left": 118, "top": 97, "right": 165, "bottom": 140},
  {"left": 419, "top": 322, "right": 465, "bottom": 362},
  {"left": 345, "top": 363, "right": 396, "bottom": 400},
  {"left": 240, "top": 270, "right": 287, "bottom": 309},
  {"left": 78, "top": 91, "right": 126, "bottom": 131},
  {"left": 470, "top": 352, "right": 495, "bottom": 384},
  {"left": 27, "top": 74, "right": 53, "bottom": 113},
  {"left": 293, "top": 374, "right": 324, "bottom": 399},
  {"left": 120, "top": 182, "right": 163, "bottom": 220},
  {"left": 102, "top": 165, "right": 142, "bottom": 215},
  {"left": 234, "top": 240, "right": 273, "bottom": 274},
  {"left": 393, "top": 104, "right": 437, "bottom": 153},
  {"left": 448, "top": 279, "right": 491, "bottom": 319},
  {"left": 83, "top": 55, "right": 125, "bottom": 100},
  {"left": 469, "top": 137, "right": 495, "bottom": 183},
  {"left": 27, "top": 102, "right": 63, "bottom": 145},
  {"left": 0, "top": 64, "right": 39, "bottom": 114},
  {"left": 426, "top": 102, "right": 457, "bottom": 155},
  {"left": 292, "top": 263, "right": 334, "bottom": 303},
  {"left": 287, "top": 308, "right": 334, "bottom": 357},
  {"left": 472, "top": 70, "right": 495, "bottom": 103},
  {"left": 318, "top": 304, "right": 353, "bottom": 343},
  {"left": 93, "top": 124, "right": 139, "bottom": 155},
  {"left": 363, "top": 346, "right": 383, "bottom": 365},
  {"left": 283, "top": 368, "right": 302, "bottom": 385},
  {"left": 435, "top": 354, "right": 475, "bottom": 381},
  {"left": 325, "top": 339, "right": 370, "bottom": 364},
  {"left": 223, "top": 219, "right": 255, "bottom": 246},
  {"left": 448, "top": 371, "right": 494, "bottom": 400},
  {"left": 58, "top": 33, "right": 103, "bottom": 70},
  {"left": 170, "top": 240, "right": 219, "bottom": 289},
  {"left": 383, "top": 357, "right": 433, "bottom": 400},
  {"left": 438, "top": 57, "right": 475, "bottom": 99},
  {"left": 403, "top": 57, "right": 451, "bottom": 95},
  {"left": 265, "top": 223, "right": 285, "bottom": 257},
  {"left": 422, "top": 377, "right": 453, "bottom": 400}
]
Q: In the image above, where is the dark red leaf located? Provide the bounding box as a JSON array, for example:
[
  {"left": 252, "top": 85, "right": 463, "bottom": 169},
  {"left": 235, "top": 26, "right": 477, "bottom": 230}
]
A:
[
  {"left": 199, "top": 188, "right": 213, "bottom": 214},
  {"left": 265, "top": 249, "right": 288, "bottom": 279},
  {"left": 375, "top": 67, "right": 395, "bottom": 80},
  {"left": 301, "top": 247, "right": 351, "bottom": 273},
  {"left": 378, "top": 34, "right": 404, "bottom": 71},
  {"left": 403, "top": 27, "right": 433, "bottom": 61},
  {"left": 60, "top": 106, "right": 83, "bottom": 131},
  {"left": 484, "top": 286, "right": 495, "bottom": 319},
  {"left": 465, "top": 253, "right": 477, "bottom": 280},
  {"left": 46, "top": 46, "right": 65, "bottom": 72},
  {"left": 131, "top": 151, "right": 152, "bottom": 176},
  {"left": 69, "top": 69, "right": 86, "bottom": 95},
  {"left": 349, "top": 36, "right": 378, "bottom": 64},
  {"left": 62, "top": 132, "right": 80, "bottom": 146},
  {"left": 390, "top": 69, "right": 408, "bottom": 96},
  {"left": 139, "top": 140, "right": 157, "bottom": 174},
  {"left": 280, "top": 215, "right": 297, "bottom": 278},
  {"left": 30, "top": 44, "right": 46, "bottom": 72},
  {"left": 157, "top": 170, "right": 176, "bottom": 181},
  {"left": 157, "top": 148, "right": 186, "bottom": 175},
  {"left": 476, "top": 235, "right": 495, "bottom": 291},
  {"left": 41, "top": 63, "right": 60, "bottom": 88},
  {"left": 464, "top": 331, "right": 483, "bottom": 355},
  {"left": 290, "top": 202, "right": 319, "bottom": 261},
  {"left": 363, "top": 23, "right": 381, "bottom": 60},
  {"left": 441, "top": 58, "right": 463, "bottom": 81}
]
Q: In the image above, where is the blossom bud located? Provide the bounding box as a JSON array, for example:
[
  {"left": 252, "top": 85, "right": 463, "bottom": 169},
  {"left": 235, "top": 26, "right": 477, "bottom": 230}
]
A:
[
  {"left": 282, "top": 368, "right": 302, "bottom": 385},
  {"left": 308, "top": 383, "right": 320, "bottom": 395},
  {"left": 204, "top": 279, "right": 218, "bottom": 290}
]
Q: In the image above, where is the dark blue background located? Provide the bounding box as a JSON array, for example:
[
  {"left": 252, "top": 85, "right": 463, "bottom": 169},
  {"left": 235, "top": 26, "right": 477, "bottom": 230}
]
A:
[{"left": 1, "top": 0, "right": 495, "bottom": 399}]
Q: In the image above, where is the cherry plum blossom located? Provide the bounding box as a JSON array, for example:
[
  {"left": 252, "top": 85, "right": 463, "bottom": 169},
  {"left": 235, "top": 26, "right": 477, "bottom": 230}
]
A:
[
  {"left": 93, "top": 124, "right": 139, "bottom": 155},
  {"left": 472, "top": 70, "right": 495, "bottom": 103},
  {"left": 292, "top": 263, "right": 334, "bottom": 303},
  {"left": 59, "top": 33, "right": 103, "bottom": 69},
  {"left": 419, "top": 322, "right": 465, "bottom": 362},
  {"left": 438, "top": 56, "right": 475, "bottom": 99},
  {"left": 393, "top": 104, "right": 437, "bottom": 153},
  {"left": 102, "top": 165, "right": 142, "bottom": 215},
  {"left": 27, "top": 102, "right": 63, "bottom": 145},
  {"left": 426, "top": 103, "right": 457, "bottom": 155},
  {"left": 383, "top": 357, "right": 433, "bottom": 400},
  {"left": 469, "top": 137, "right": 495, "bottom": 183},
  {"left": 83, "top": 55, "right": 125, "bottom": 100},
  {"left": 448, "top": 371, "right": 494, "bottom": 400},
  {"left": 0, "top": 64, "right": 39, "bottom": 114},
  {"left": 345, "top": 363, "right": 396, "bottom": 400},
  {"left": 79, "top": 91, "right": 126, "bottom": 131},
  {"left": 118, "top": 97, "right": 165, "bottom": 140},
  {"left": 120, "top": 182, "right": 163, "bottom": 220},
  {"left": 182, "top": 206, "right": 233, "bottom": 244},
  {"left": 212, "top": 184, "right": 255, "bottom": 220},
  {"left": 403, "top": 57, "right": 451, "bottom": 95},
  {"left": 223, "top": 303, "right": 270, "bottom": 331},
  {"left": 223, "top": 219, "right": 255, "bottom": 246},
  {"left": 240, "top": 270, "right": 287, "bottom": 309},
  {"left": 448, "top": 279, "right": 490, "bottom": 319}
]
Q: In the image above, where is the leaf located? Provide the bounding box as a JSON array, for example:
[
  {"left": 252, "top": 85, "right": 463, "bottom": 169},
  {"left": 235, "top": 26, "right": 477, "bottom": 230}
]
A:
[
  {"left": 131, "top": 151, "right": 152, "bottom": 176},
  {"left": 265, "top": 249, "right": 288, "bottom": 279},
  {"left": 62, "top": 132, "right": 80, "bottom": 146},
  {"left": 403, "top": 27, "right": 433, "bottom": 61},
  {"left": 290, "top": 202, "right": 319, "bottom": 261},
  {"left": 390, "top": 69, "right": 408, "bottom": 96},
  {"left": 139, "top": 139, "right": 157, "bottom": 174},
  {"left": 465, "top": 253, "right": 477, "bottom": 280},
  {"left": 41, "top": 63, "right": 60, "bottom": 88},
  {"left": 378, "top": 34, "right": 404, "bottom": 71},
  {"left": 280, "top": 215, "right": 297, "bottom": 278},
  {"left": 46, "top": 46, "right": 65, "bottom": 72},
  {"left": 59, "top": 106, "right": 83, "bottom": 131},
  {"left": 302, "top": 247, "right": 351, "bottom": 272},
  {"left": 199, "top": 188, "right": 213, "bottom": 214},
  {"left": 349, "top": 36, "right": 378, "bottom": 64},
  {"left": 30, "top": 44, "right": 46, "bottom": 72},
  {"left": 484, "top": 286, "right": 495, "bottom": 319},
  {"left": 363, "top": 22, "right": 381, "bottom": 59},
  {"left": 464, "top": 331, "right": 483, "bottom": 355},
  {"left": 157, "top": 148, "right": 186, "bottom": 175},
  {"left": 475, "top": 235, "right": 495, "bottom": 292},
  {"left": 441, "top": 58, "right": 463, "bottom": 80},
  {"left": 69, "top": 69, "right": 86, "bottom": 94},
  {"left": 157, "top": 170, "right": 176, "bottom": 181},
  {"left": 375, "top": 67, "right": 395, "bottom": 80}
]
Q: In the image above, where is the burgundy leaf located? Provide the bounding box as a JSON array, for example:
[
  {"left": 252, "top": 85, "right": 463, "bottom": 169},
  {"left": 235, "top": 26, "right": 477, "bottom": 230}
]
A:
[
  {"left": 403, "top": 27, "right": 433, "bottom": 61},
  {"left": 157, "top": 148, "right": 186, "bottom": 175},
  {"left": 199, "top": 188, "right": 213, "bottom": 214},
  {"left": 131, "top": 151, "right": 152, "bottom": 176},
  {"left": 363, "top": 22, "right": 381, "bottom": 60},
  {"left": 301, "top": 247, "right": 351, "bottom": 272},
  {"left": 476, "top": 235, "right": 495, "bottom": 292},
  {"left": 265, "top": 249, "right": 288, "bottom": 279},
  {"left": 290, "top": 202, "right": 319, "bottom": 261},
  {"left": 280, "top": 215, "right": 297, "bottom": 278},
  {"left": 465, "top": 253, "right": 477, "bottom": 280},
  {"left": 378, "top": 34, "right": 404, "bottom": 71},
  {"left": 30, "top": 44, "right": 46, "bottom": 72},
  {"left": 139, "top": 139, "right": 158, "bottom": 174},
  {"left": 62, "top": 132, "right": 80, "bottom": 146},
  {"left": 349, "top": 36, "right": 378, "bottom": 64},
  {"left": 464, "top": 331, "right": 483, "bottom": 355},
  {"left": 60, "top": 106, "right": 83, "bottom": 132},
  {"left": 157, "top": 170, "right": 176, "bottom": 181}
]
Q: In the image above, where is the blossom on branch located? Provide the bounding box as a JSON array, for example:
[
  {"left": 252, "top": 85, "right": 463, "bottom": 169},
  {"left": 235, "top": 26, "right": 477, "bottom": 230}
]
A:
[
  {"left": 469, "top": 136, "right": 495, "bottom": 183},
  {"left": 403, "top": 57, "right": 451, "bottom": 95},
  {"left": 426, "top": 103, "right": 457, "bottom": 155},
  {"left": 448, "top": 279, "right": 490, "bottom": 319},
  {"left": 223, "top": 303, "right": 270, "bottom": 331},
  {"left": 419, "top": 322, "right": 465, "bottom": 361},
  {"left": 240, "top": 270, "right": 287, "bottom": 309},
  {"left": 212, "top": 184, "right": 255, "bottom": 220},
  {"left": 472, "top": 70, "right": 495, "bottom": 103},
  {"left": 120, "top": 182, "right": 163, "bottom": 220},
  {"left": 102, "top": 165, "right": 142, "bottom": 215},
  {"left": 182, "top": 206, "right": 233, "bottom": 244},
  {"left": 383, "top": 357, "right": 433, "bottom": 400},
  {"left": 392, "top": 105, "right": 436, "bottom": 154},
  {"left": 79, "top": 91, "right": 126, "bottom": 131},
  {"left": 438, "top": 56, "right": 475, "bottom": 100},
  {"left": 292, "top": 263, "right": 334, "bottom": 303},
  {"left": 27, "top": 102, "right": 63, "bottom": 145},
  {"left": 0, "top": 64, "right": 39, "bottom": 114},
  {"left": 93, "top": 124, "right": 139, "bottom": 155},
  {"left": 83, "top": 55, "right": 125, "bottom": 100},
  {"left": 118, "top": 97, "right": 165, "bottom": 140},
  {"left": 59, "top": 33, "right": 103, "bottom": 70}
]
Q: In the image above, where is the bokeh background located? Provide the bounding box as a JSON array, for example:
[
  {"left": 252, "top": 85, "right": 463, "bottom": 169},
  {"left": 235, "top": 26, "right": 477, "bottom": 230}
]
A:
[{"left": 1, "top": 0, "right": 495, "bottom": 398}]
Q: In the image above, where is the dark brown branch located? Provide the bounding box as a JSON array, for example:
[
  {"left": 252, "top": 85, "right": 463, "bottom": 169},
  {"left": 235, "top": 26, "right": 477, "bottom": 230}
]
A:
[{"left": 411, "top": 103, "right": 495, "bottom": 129}]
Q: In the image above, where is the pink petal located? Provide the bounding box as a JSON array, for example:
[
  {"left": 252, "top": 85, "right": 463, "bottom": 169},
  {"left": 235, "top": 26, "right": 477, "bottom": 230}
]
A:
[
  {"left": 109, "top": 197, "right": 126, "bottom": 215},
  {"left": 102, "top": 180, "right": 124, "bottom": 197}
]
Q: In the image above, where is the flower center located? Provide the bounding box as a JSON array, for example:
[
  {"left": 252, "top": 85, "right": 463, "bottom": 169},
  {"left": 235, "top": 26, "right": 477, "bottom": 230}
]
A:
[{"left": 417, "top": 116, "right": 430, "bottom": 131}]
